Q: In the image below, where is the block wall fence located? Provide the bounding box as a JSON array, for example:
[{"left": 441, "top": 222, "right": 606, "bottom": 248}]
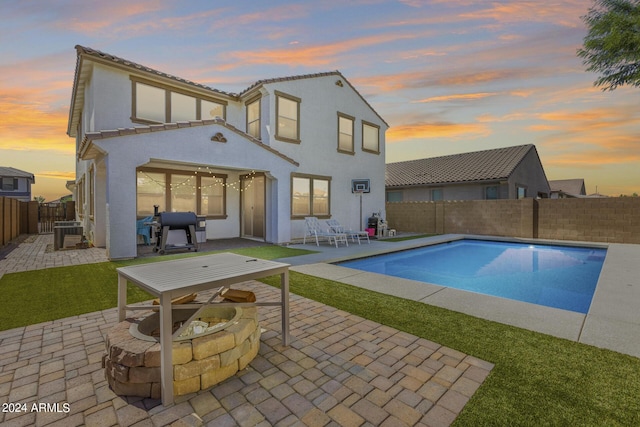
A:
[{"left": 386, "top": 198, "right": 640, "bottom": 244}]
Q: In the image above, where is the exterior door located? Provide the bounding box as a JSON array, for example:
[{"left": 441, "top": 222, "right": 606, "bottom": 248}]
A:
[{"left": 241, "top": 174, "right": 265, "bottom": 239}]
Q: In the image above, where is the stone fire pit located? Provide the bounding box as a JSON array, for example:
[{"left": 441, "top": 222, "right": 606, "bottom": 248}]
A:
[{"left": 103, "top": 305, "right": 260, "bottom": 398}]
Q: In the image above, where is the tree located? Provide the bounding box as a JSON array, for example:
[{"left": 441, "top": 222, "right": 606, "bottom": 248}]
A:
[
  {"left": 33, "top": 195, "right": 45, "bottom": 204},
  {"left": 577, "top": 0, "right": 640, "bottom": 90}
]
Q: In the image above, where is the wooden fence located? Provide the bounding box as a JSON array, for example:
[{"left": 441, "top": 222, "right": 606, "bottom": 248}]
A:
[
  {"left": 0, "top": 198, "right": 77, "bottom": 248},
  {"left": 38, "top": 201, "right": 75, "bottom": 233},
  {"left": 0, "top": 197, "right": 37, "bottom": 246}
]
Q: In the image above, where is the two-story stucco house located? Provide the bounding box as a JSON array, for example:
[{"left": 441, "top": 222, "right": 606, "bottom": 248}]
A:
[
  {"left": 386, "top": 144, "right": 550, "bottom": 202},
  {"left": 67, "top": 46, "right": 388, "bottom": 259},
  {"left": 0, "top": 167, "right": 35, "bottom": 202}
]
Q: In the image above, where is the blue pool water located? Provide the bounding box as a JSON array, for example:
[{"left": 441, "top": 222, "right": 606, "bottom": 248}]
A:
[{"left": 338, "top": 240, "right": 607, "bottom": 313}]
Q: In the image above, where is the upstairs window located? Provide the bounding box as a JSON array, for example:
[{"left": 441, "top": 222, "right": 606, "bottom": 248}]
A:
[
  {"left": 246, "top": 97, "right": 261, "bottom": 139},
  {"left": 275, "top": 91, "right": 300, "bottom": 142},
  {"left": 337, "top": 113, "right": 354, "bottom": 154},
  {"left": 362, "top": 121, "right": 380, "bottom": 154},
  {"left": 171, "top": 92, "right": 197, "bottom": 122},
  {"left": 1, "top": 178, "right": 18, "bottom": 191},
  {"left": 201, "top": 99, "right": 224, "bottom": 120},
  {"left": 132, "top": 77, "right": 226, "bottom": 124},
  {"left": 135, "top": 82, "right": 165, "bottom": 123}
]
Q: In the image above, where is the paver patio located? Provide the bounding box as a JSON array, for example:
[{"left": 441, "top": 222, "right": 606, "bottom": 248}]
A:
[
  {"left": 0, "top": 279, "right": 493, "bottom": 426},
  {"left": 0, "top": 235, "right": 495, "bottom": 425}
]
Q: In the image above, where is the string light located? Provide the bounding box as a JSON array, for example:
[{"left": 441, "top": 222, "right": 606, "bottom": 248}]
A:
[{"left": 138, "top": 169, "right": 258, "bottom": 192}]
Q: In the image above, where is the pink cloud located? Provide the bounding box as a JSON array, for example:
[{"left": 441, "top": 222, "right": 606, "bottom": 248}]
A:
[
  {"left": 412, "top": 92, "right": 498, "bottom": 103},
  {"left": 387, "top": 120, "right": 491, "bottom": 142},
  {"left": 216, "top": 32, "right": 420, "bottom": 70}
]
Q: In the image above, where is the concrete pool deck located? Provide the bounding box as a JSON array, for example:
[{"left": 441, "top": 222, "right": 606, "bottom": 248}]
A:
[{"left": 279, "top": 234, "right": 640, "bottom": 359}]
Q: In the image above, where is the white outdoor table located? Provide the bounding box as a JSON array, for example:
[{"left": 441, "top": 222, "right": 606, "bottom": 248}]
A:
[{"left": 116, "top": 252, "right": 290, "bottom": 406}]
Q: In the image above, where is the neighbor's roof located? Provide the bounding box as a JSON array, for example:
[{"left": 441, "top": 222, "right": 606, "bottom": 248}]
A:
[
  {"left": 386, "top": 144, "right": 537, "bottom": 187},
  {"left": 0, "top": 166, "right": 35, "bottom": 182},
  {"left": 549, "top": 179, "right": 586, "bottom": 196},
  {"left": 69, "top": 45, "right": 388, "bottom": 136}
]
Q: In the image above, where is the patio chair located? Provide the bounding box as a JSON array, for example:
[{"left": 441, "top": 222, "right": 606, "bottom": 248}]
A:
[
  {"left": 303, "top": 217, "right": 348, "bottom": 248},
  {"left": 326, "top": 219, "right": 370, "bottom": 245},
  {"left": 136, "top": 216, "right": 153, "bottom": 245}
]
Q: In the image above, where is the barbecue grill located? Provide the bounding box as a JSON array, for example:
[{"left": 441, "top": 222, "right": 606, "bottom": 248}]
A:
[
  {"left": 367, "top": 215, "right": 380, "bottom": 237},
  {"left": 153, "top": 212, "right": 199, "bottom": 254}
]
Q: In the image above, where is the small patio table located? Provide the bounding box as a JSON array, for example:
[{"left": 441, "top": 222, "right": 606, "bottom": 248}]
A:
[{"left": 116, "top": 252, "right": 290, "bottom": 406}]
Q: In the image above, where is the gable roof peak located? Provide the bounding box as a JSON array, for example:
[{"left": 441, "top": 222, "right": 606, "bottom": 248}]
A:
[{"left": 69, "top": 45, "right": 388, "bottom": 134}]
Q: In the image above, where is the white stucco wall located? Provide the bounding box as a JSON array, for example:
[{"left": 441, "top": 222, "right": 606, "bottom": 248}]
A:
[
  {"left": 92, "top": 123, "right": 297, "bottom": 259},
  {"left": 74, "top": 58, "right": 388, "bottom": 257},
  {"left": 89, "top": 65, "right": 132, "bottom": 131},
  {"left": 261, "top": 75, "right": 388, "bottom": 237}
]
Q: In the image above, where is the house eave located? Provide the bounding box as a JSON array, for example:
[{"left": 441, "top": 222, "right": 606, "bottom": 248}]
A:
[
  {"left": 386, "top": 178, "right": 509, "bottom": 189},
  {"left": 77, "top": 118, "right": 300, "bottom": 167}
]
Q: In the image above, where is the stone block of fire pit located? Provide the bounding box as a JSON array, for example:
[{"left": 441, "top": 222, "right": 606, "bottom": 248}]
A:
[{"left": 103, "top": 306, "right": 260, "bottom": 398}]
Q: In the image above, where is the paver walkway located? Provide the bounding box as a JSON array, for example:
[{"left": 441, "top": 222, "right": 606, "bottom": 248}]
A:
[
  {"left": 0, "top": 281, "right": 493, "bottom": 426},
  {"left": 0, "top": 234, "right": 108, "bottom": 279}
]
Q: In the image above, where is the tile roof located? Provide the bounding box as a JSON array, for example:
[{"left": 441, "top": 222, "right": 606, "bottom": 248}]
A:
[
  {"left": 386, "top": 144, "right": 535, "bottom": 187},
  {"left": 0, "top": 166, "right": 35, "bottom": 181},
  {"left": 549, "top": 179, "right": 586, "bottom": 196},
  {"left": 78, "top": 118, "right": 299, "bottom": 166},
  {"left": 69, "top": 45, "right": 388, "bottom": 136},
  {"left": 240, "top": 71, "right": 389, "bottom": 127},
  {"left": 74, "top": 45, "right": 236, "bottom": 98}
]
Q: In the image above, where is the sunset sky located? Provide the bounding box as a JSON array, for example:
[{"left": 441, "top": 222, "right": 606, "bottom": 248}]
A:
[{"left": 1, "top": 0, "right": 638, "bottom": 201}]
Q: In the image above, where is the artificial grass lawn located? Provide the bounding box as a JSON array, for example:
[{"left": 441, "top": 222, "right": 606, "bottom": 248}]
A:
[
  {"left": 0, "top": 246, "right": 314, "bottom": 331},
  {"left": 260, "top": 272, "right": 640, "bottom": 426},
  {"left": 1, "top": 247, "right": 639, "bottom": 425}
]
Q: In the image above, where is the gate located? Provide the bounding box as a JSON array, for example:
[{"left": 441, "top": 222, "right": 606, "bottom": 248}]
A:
[{"left": 39, "top": 201, "right": 75, "bottom": 233}]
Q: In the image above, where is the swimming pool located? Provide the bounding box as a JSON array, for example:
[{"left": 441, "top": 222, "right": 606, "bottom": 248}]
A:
[{"left": 338, "top": 239, "right": 607, "bottom": 313}]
